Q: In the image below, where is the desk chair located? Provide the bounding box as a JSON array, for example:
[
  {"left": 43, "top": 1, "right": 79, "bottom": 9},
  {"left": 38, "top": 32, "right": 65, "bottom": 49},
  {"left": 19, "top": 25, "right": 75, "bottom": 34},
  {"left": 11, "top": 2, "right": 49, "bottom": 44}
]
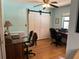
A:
[
  {"left": 49, "top": 28, "right": 63, "bottom": 47},
  {"left": 28, "top": 31, "right": 33, "bottom": 42},
  {"left": 24, "top": 32, "right": 38, "bottom": 59}
]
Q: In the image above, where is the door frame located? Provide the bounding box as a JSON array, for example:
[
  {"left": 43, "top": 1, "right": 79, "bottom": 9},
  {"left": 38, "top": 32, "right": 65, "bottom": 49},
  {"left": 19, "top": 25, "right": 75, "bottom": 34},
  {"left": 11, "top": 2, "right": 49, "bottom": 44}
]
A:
[{"left": 0, "top": 0, "right": 6, "bottom": 59}]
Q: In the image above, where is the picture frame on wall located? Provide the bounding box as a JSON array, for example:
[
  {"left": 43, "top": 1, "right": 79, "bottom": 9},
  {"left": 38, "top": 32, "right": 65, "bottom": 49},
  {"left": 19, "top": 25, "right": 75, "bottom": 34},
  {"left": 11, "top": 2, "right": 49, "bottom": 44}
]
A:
[{"left": 55, "top": 18, "right": 59, "bottom": 24}]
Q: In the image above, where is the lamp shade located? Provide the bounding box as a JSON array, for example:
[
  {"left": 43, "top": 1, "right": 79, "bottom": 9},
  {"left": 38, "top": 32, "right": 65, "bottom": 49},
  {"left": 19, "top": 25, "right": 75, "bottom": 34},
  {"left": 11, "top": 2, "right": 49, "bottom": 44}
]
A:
[{"left": 4, "top": 21, "right": 12, "bottom": 27}]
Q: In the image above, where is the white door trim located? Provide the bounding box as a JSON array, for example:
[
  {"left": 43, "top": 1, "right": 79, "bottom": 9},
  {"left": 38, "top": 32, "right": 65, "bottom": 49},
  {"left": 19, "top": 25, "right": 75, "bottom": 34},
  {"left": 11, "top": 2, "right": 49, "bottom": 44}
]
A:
[{"left": 0, "top": 0, "right": 6, "bottom": 59}]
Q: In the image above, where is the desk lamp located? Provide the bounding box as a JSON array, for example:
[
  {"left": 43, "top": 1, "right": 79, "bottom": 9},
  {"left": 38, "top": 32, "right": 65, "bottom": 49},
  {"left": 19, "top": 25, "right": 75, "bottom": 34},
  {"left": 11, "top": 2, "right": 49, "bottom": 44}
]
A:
[{"left": 4, "top": 21, "right": 12, "bottom": 35}]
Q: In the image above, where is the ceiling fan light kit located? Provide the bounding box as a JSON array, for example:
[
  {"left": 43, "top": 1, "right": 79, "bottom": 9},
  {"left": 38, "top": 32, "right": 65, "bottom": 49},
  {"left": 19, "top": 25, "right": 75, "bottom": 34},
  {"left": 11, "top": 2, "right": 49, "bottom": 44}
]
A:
[
  {"left": 42, "top": 4, "right": 50, "bottom": 8},
  {"left": 33, "top": 0, "right": 59, "bottom": 10}
]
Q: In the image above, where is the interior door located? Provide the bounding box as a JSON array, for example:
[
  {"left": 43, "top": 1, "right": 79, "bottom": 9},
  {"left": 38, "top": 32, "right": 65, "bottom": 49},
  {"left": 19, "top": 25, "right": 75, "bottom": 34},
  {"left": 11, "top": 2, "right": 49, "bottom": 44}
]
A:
[
  {"left": 29, "top": 12, "right": 41, "bottom": 39},
  {"left": 40, "top": 13, "right": 50, "bottom": 39},
  {"left": 29, "top": 12, "right": 50, "bottom": 39}
]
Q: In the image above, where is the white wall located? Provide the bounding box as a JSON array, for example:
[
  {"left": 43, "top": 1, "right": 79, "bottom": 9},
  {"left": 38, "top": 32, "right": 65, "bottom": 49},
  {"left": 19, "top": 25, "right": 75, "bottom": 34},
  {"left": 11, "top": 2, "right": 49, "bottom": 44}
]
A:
[
  {"left": 66, "top": 0, "right": 79, "bottom": 59},
  {"left": 50, "top": 5, "right": 70, "bottom": 28}
]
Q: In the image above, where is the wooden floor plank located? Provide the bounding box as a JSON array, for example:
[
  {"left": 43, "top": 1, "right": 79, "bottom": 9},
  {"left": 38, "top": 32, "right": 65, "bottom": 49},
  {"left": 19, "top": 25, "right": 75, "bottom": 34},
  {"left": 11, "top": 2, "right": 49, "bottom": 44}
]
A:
[{"left": 27, "top": 39, "right": 66, "bottom": 59}]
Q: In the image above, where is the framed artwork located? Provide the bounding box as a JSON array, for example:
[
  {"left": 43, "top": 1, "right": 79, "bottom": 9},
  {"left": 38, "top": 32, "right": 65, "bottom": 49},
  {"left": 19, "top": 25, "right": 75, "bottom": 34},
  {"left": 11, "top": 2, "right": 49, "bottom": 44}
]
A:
[{"left": 55, "top": 18, "right": 59, "bottom": 24}]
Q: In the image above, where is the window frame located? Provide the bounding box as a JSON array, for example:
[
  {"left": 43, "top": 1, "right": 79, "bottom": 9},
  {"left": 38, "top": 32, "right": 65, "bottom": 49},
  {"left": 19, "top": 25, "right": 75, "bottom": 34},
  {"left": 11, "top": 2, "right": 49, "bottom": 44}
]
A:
[{"left": 62, "top": 16, "right": 70, "bottom": 29}]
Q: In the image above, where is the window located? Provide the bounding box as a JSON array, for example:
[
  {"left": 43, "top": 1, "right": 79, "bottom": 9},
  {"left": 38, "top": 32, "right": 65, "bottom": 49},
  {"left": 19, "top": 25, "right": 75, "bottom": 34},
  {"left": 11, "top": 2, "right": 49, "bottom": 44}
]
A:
[{"left": 62, "top": 17, "right": 70, "bottom": 29}]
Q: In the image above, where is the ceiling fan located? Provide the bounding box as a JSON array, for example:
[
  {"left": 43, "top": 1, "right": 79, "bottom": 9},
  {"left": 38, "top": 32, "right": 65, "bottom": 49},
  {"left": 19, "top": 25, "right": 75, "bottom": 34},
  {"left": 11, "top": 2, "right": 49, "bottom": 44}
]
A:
[{"left": 33, "top": 0, "right": 59, "bottom": 10}]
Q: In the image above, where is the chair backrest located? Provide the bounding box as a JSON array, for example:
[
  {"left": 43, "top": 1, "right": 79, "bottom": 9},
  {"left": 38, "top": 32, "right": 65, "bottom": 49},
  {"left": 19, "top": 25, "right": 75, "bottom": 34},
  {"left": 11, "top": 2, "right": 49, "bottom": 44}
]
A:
[
  {"left": 28, "top": 31, "right": 34, "bottom": 42},
  {"left": 31, "top": 32, "right": 38, "bottom": 46},
  {"left": 60, "top": 28, "right": 68, "bottom": 32},
  {"left": 49, "top": 28, "right": 57, "bottom": 39},
  {"left": 50, "top": 28, "right": 62, "bottom": 42}
]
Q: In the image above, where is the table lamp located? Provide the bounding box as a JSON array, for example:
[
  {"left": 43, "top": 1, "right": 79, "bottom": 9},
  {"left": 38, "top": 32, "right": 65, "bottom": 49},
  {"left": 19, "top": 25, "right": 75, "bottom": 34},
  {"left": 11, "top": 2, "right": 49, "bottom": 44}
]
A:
[{"left": 4, "top": 21, "right": 12, "bottom": 34}]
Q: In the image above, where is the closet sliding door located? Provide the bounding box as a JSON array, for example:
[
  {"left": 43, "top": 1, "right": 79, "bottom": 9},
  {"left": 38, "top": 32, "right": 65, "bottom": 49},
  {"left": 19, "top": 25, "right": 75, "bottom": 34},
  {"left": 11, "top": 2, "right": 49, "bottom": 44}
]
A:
[
  {"left": 29, "top": 12, "right": 41, "bottom": 39},
  {"left": 40, "top": 13, "right": 50, "bottom": 39},
  {"left": 29, "top": 12, "right": 50, "bottom": 40}
]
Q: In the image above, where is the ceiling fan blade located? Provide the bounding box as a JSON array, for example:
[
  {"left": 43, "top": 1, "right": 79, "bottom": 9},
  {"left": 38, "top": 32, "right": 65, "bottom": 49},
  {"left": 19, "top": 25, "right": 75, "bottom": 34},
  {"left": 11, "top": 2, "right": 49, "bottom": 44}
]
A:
[
  {"left": 43, "top": 0, "right": 49, "bottom": 3},
  {"left": 34, "top": 4, "right": 43, "bottom": 7},
  {"left": 51, "top": 1, "right": 58, "bottom": 4},
  {"left": 50, "top": 4, "right": 59, "bottom": 8},
  {"left": 43, "top": 7, "right": 46, "bottom": 10}
]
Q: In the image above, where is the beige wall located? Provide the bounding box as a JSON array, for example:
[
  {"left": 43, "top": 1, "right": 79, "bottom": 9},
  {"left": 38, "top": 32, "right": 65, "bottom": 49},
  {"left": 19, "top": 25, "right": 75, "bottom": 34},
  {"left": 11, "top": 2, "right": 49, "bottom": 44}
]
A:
[{"left": 66, "top": 0, "right": 79, "bottom": 59}]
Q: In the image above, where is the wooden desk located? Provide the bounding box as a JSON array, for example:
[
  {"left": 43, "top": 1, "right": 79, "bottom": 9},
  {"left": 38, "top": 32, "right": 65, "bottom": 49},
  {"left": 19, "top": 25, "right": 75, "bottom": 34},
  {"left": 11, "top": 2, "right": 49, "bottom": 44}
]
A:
[
  {"left": 58, "top": 32, "right": 68, "bottom": 44},
  {"left": 59, "top": 32, "right": 68, "bottom": 39},
  {"left": 5, "top": 35, "right": 27, "bottom": 59},
  {"left": 5, "top": 42, "right": 24, "bottom": 59}
]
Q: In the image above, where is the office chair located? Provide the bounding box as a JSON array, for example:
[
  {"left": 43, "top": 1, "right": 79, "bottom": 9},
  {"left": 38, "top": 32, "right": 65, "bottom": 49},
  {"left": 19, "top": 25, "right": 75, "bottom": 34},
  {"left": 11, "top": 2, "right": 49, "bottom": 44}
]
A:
[
  {"left": 49, "top": 28, "right": 63, "bottom": 47},
  {"left": 24, "top": 32, "right": 38, "bottom": 59},
  {"left": 28, "top": 31, "right": 33, "bottom": 42}
]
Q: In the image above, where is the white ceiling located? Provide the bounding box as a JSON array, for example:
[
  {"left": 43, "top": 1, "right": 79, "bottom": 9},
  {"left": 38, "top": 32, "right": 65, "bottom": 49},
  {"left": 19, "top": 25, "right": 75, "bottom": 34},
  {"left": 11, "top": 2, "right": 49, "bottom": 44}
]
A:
[{"left": 16, "top": 0, "right": 71, "bottom": 6}]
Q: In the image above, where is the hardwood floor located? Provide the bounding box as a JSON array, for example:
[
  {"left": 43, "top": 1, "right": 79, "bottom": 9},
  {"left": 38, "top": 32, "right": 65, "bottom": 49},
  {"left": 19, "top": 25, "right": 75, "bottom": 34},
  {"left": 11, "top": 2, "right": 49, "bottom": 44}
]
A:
[{"left": 27, "top": 39, "right": 66, "bottom": 59}]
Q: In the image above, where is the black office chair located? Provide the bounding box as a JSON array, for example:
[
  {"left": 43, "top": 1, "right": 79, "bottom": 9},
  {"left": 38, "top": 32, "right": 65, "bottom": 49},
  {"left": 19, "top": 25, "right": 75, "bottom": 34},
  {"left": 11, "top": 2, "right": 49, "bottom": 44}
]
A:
[
  {"left": 28, "top": 31, "right": 34, "bottom": 42},
  {"left": 49, "top": 28, "right": 63, "bottom": 47},
  {"left": 24, "top": 32, "right": 38, "bottom": 59}
]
